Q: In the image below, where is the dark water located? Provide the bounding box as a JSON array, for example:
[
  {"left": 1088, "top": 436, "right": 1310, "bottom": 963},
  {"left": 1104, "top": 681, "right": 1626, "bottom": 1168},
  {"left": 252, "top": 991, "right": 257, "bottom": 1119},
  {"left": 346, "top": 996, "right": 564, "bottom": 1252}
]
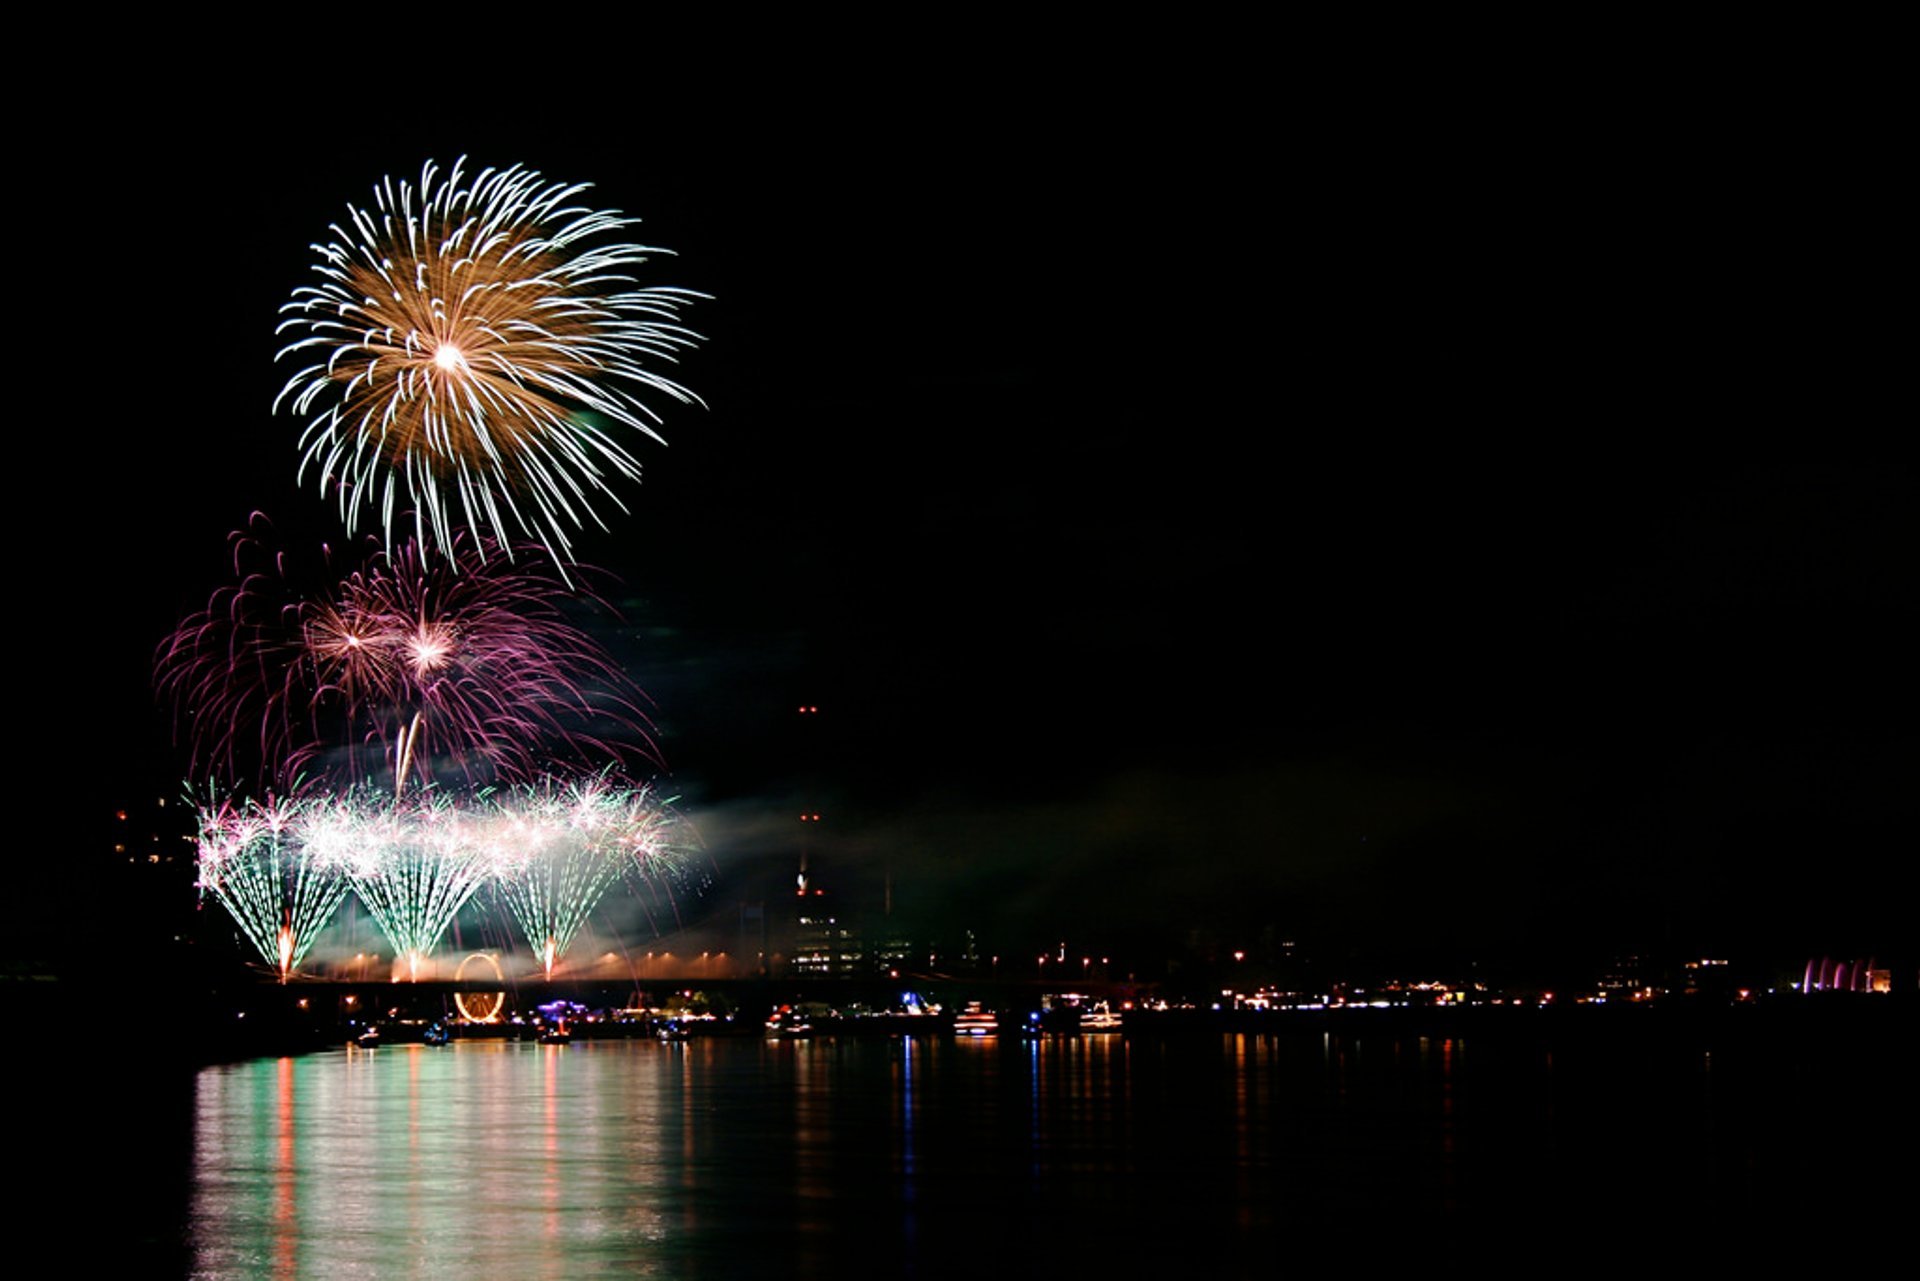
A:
[{"left": 113, "top": 1013, "right": 1910, "bottom": 1276}]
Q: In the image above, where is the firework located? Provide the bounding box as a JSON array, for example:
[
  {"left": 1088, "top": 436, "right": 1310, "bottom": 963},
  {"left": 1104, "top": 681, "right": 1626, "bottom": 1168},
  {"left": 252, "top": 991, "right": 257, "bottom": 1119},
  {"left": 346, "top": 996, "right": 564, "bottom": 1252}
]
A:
[
  {"left": 156, "top": 522, "right": 653, "bottom": 792},
  {"left": 612, "top": 782, "right": 704, "bottom": 936},
  {"left": 485, "top": 777, "right": 683, "bottom": 979},
  {"left": 193, "top": 791, "right": 350, "bottom": 982},
  {"left": 274, "top": 158, "right": 706, "bottom": 565},
  {"left": 303, "top": 788, "right": 492, "bottom": 980},
  {"left": 256, "top": 777, "right": 695, "bottom": 981}
]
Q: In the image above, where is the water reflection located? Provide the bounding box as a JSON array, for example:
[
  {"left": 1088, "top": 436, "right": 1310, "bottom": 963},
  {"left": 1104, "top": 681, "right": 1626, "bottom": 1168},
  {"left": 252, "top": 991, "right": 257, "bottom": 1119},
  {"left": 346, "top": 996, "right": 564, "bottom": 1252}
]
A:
[
  {"left": 185, "top": 1024, "right": 1864, "bottom": 1274},
  {"left": 196, "top": 1043, "right": 689, "bottom": 1277}
]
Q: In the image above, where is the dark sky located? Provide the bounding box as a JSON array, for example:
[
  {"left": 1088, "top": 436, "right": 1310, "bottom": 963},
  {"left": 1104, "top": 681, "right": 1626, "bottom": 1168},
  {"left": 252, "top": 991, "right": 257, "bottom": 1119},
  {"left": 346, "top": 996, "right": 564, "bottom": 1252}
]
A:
[{"left": 37, "top": 47, "right": 1911, "bottom": 977}]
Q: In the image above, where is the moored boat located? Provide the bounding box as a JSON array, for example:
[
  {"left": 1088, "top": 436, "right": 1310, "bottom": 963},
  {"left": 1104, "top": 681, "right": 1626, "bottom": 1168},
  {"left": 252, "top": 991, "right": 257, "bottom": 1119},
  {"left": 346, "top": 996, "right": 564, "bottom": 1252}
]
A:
[{"left": 954, "top": 1001, "right": 998, "bottom": 1036}]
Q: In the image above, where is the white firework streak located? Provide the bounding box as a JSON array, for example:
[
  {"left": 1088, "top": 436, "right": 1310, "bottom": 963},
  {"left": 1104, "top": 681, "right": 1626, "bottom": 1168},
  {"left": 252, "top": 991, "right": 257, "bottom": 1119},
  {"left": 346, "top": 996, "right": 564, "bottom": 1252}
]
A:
[
  {"left": 275, "top": 157, "right": 706, "bottom": 570},
  {"left": 303, "top": 789, "right": 491, "bottom": 977},
  {"left": 484, "top": 777, "right": 671, "bottom": 979},
  {"left": 193, "top": 791, "right": 351, "bottom": 981}
]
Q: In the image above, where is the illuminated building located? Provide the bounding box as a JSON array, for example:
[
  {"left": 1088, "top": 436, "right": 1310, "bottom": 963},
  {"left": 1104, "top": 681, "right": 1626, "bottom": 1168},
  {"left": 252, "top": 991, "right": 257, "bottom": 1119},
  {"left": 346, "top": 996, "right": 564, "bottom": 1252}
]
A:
[{"left": 793, "top": 887, "right": 865, "bottom": 977}]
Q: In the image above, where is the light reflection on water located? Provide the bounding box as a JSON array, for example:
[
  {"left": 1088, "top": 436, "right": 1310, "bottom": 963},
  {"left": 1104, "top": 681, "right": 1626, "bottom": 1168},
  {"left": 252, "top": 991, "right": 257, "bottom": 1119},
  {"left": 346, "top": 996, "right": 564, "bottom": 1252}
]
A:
[
  {"left": 193, "top": 1037, "right": 1220, "bottom": 1277},
  {"left": 185, "top": 1024, "right": 1880, "bottom": 1276},
  {"left": 195, "top": 1042, "right": 684, "bottom": 1278}
]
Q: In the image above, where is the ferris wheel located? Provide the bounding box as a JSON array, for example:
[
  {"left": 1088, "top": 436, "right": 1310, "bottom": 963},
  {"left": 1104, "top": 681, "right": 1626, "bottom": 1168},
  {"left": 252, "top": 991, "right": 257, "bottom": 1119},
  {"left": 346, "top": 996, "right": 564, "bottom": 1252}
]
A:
[{"left": 453, "top": 952, "right": 507, "bottom": 1023}]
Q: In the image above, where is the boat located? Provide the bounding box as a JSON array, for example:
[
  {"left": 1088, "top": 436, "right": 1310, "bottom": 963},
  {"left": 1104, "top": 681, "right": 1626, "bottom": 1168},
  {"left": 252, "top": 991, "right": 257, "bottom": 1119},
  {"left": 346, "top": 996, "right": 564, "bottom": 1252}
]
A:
[
  {"left": 953, "top": 1001, "right": 998, "bottom": 1036},
  {"left": 765, "top": 1004, "right": 819, "bottom": 1039},
  {"left": 1039, "top": 992, "right": 1120, "bottom": 1033}
]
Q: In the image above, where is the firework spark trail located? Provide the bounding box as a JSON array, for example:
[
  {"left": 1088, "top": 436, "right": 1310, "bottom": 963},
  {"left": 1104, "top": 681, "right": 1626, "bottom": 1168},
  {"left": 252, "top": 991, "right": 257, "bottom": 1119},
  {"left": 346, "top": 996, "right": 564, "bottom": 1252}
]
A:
[
  {"left": 190, "top": 777, "right": 701, "bottom": 979},
  {"left": 304, "top": 789, "right": 492, "bottom": 979},
  {"left": 193, "top": 791, "right": 351, "bottom": 982},
  {"left": 156, "top": 521, "right": 654, "bottom": 792},
  {"left": 274, "top": 157, "right": 706, "bottom": 569},
  {"left": 614, "top": 784, "right": 705, "bottom": 938},
  {"left": 155, "top": 519, "right": 320, "bottom": 791},
  {"left": 485, "top": 777, "right": 675, "bottom": 979},
  {"left": 320, "top": 537, "right": 654, "bottom": 794}
]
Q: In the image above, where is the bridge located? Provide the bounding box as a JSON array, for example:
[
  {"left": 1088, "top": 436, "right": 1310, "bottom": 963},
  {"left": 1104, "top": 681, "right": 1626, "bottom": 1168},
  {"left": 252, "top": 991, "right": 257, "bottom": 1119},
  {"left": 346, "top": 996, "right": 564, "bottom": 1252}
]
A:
[{"left": 230, "top": 970, "right": 1136, "bottom": 1027}]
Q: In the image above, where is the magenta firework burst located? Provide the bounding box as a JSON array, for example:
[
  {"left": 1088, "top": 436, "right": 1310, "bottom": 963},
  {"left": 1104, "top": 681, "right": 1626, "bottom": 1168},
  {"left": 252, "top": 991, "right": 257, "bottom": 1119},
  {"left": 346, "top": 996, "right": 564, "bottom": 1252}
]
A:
[{"left": 157, "top": 520, "right": 654, "bottom": 791}]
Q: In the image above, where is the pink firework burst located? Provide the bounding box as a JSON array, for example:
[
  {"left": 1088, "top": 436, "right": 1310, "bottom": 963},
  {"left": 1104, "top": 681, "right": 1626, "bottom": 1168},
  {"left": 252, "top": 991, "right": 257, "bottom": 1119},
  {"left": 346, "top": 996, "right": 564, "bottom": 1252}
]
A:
[{"left": 157, "top": 518, "right": 655, "bottom": 792}]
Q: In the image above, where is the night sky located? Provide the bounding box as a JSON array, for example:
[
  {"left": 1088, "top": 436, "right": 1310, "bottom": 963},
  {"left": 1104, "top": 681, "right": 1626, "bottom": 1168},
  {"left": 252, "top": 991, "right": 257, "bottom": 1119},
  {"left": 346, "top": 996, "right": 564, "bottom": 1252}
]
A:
[{"left": 33, "top": 48, "right": 1910, "bottom": 982}]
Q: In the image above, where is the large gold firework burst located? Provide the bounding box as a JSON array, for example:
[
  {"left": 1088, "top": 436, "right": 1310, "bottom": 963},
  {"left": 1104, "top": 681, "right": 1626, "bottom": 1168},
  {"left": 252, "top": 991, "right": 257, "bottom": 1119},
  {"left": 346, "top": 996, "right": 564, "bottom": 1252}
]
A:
[{"left": 275, "top": 158, "right": 705, "bottom": 563}]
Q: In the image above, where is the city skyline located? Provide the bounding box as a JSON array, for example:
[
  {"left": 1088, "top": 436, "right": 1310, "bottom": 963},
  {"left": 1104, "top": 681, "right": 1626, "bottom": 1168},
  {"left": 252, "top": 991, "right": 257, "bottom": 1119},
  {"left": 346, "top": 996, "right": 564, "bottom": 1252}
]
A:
[{"left": 30, "top": 63, "right": 1912, "bottom": 985}]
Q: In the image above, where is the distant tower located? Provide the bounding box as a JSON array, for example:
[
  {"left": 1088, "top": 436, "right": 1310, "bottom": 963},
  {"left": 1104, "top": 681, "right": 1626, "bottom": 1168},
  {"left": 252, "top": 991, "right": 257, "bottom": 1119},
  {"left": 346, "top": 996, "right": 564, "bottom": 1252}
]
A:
[{"left": 796, "top": 702, "right": 822, "bottom": 896}]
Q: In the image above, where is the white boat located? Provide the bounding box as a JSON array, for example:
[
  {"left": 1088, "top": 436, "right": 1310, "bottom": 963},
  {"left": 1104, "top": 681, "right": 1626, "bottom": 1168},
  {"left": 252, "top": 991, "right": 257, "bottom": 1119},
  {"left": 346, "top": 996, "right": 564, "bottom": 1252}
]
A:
[{"left": 953, "top": 1001, "right": 998, "bottom": 1036}]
